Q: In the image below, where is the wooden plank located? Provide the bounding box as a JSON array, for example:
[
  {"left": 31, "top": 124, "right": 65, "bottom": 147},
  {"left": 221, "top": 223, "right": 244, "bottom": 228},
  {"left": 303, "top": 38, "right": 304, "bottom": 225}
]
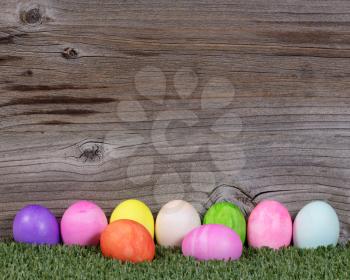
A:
[{"left": 0, "top": 0, "right": 350, "bottom": 242}]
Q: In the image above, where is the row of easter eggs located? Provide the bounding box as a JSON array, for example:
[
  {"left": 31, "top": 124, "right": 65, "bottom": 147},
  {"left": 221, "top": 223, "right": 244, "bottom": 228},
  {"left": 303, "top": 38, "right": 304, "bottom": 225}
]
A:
[
  {"left": 12, "top": 199, "right": 340, "bottom": 262},
  {"left": 184, "top": 199, "right": 339, "bottom": 260}
]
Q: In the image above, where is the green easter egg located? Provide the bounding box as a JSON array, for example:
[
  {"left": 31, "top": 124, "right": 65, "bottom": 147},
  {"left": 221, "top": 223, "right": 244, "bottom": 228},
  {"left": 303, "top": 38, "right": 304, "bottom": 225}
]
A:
[{"left": 203, "top": 202, "right": 246, "bottom": 244}]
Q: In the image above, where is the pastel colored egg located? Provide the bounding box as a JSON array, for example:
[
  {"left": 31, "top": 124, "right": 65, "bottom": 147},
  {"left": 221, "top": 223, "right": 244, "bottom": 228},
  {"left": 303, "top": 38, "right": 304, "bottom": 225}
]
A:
[
  {"left": 61, "top": 200, "right": 108, "bottom": 246},
  {"left": 203, "top": 201, "right": 246, "bottom": 243},
  {"left": 247, "top": 200, "right": 292, "bottom": 249},
  {"left": 100, "top": 219, "right": 155, "bottom": 263},
  {"left": 13, "top": 205, "right": 60, "bottom": 245},
  {"left": 182, "top": 224, "right": 243, "bottom": 261},
  {"left": 156, "top": 200, "right": 201, "bottom": 247},
  {"left": 293, "top": 201, "right": 339, "bottom": 249},
  {"left": 110, "top": 199, "right": 154, "bottom": 238}
]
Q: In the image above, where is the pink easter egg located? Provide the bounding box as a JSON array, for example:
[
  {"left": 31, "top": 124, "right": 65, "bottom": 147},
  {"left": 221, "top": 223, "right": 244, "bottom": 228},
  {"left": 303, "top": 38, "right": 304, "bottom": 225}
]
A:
[
  {"left": 182, "top": 224, "right": 243, "bottom": 261},
  {"left": 61, "top": 200, "right": 108, "bottom": 246},
  {"left": 247, "top": 200, "right": 292, "bottom": 249}
]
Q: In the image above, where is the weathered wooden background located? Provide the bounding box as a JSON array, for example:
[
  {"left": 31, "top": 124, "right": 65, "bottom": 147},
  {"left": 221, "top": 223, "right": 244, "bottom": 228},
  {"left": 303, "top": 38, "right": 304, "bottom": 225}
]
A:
[{"left": 1, "top": 0, "right": 350, "bottom": 241}]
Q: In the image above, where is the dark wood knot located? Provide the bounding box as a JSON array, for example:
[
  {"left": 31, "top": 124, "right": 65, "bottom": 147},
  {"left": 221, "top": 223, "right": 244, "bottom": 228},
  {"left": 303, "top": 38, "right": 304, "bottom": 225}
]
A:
[
  {"left": 78, "top": 143, "right": 104, "bottom": 162},
  {"left": 21, "top": 8, "right": 42, "bottom": 24},
  {"left": 62, "top": 48, "right": 78, "bottom": 59},
  {"left": 23, "top": 70, "right": 33, "bottom": 77}
]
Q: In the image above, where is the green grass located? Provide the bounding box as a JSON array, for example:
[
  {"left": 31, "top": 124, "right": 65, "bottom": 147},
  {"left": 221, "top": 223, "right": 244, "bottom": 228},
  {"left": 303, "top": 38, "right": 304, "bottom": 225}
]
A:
[{"left": 0, "top": 242, "right": 349, "bottom": 280}]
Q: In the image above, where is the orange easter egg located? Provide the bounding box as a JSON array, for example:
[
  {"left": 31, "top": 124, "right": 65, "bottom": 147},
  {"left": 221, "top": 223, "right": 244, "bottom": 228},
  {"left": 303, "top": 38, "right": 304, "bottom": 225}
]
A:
[{"left": 100, "top": 219, "right": 155, "bottom": 263}]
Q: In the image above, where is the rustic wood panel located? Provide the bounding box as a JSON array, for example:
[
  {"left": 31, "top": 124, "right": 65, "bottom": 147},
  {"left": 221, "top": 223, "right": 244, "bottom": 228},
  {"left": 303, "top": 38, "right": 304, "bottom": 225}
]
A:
[{"left": 1, "top": 0, "right": 350, "bottom": 242}]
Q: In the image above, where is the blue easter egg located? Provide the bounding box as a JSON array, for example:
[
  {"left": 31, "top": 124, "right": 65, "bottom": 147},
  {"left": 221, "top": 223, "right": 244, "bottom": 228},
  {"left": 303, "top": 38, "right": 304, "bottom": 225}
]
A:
[{"left": 293, "top": 201, "right": 339, "bottom": 248}]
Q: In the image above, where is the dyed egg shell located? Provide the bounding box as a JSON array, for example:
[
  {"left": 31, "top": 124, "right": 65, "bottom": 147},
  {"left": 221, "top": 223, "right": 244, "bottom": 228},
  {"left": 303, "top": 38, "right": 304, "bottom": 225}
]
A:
[
  {"left": 293, "top": 201, "right": 339, "bottom": 249},
  {"left": 182, "top": 224, "right": 243, "bottom": 261},
  {"left": 204, "top": 201, "right": 246, "bottom": 244},
  {"left": 110, "top": 199, "right": 154, "bottom": 238},
  {"left": 13, "top": 205, "right": 60, "bottom": 245},
  {"left": 247, "top": 200, "right": 292, "bottom": 249},
  {"left": 155, "top": 200, "right": 201, "bottom": 247},
  {"left": 61, "top": 200, "right": 108, "bottom": 246},
  {"left": 100, "top": 219, "right": 155, "bottom": 263}
]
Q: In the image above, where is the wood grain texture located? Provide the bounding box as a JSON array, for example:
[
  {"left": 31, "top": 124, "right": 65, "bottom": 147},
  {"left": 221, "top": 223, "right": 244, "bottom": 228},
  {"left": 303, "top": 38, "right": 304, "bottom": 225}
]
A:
[{"left": 1, "top": 0, "right": 350, "bottom": 242}]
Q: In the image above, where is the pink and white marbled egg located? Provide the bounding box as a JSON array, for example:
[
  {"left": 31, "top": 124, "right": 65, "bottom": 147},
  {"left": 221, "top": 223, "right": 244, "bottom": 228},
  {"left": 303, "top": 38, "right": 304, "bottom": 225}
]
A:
[
  {"left": 247, "top": 200, "right": 292, "bottom": 249},
  {"left": 182, "top": 224, "right": 243, "bottom": 261}
]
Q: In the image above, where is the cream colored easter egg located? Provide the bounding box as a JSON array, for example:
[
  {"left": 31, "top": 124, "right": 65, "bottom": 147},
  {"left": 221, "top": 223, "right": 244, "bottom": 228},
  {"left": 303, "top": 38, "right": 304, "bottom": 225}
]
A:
[{"left": 155, "top": 200, "right": 201, "bottom": 247}]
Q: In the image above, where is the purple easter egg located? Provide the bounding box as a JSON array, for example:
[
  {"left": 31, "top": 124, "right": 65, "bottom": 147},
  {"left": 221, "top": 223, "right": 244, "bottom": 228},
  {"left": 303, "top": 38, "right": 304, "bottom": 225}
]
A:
[
  {"left": 13, "top": 205, "right": 60, "bottom": 245},
  {"left": 182, "top": 224, "right": 243, "bottom": 261}
]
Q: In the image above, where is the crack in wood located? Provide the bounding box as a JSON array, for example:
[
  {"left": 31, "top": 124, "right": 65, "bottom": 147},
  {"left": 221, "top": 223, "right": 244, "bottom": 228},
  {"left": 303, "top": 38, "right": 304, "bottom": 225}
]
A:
[
  {"left": 1, "top": 96, "right": 115, "bottom": 107},
  {"left": 206, "top": 184, "right": 256, "bottom": 217},
  {"left": 0, "top": 56, "right": 23, "bottom": 63},
  {"left": 4, "top": 84, "right": 108, "bottom": 92},
  {"left": 268, "top": 30, "right": 337, "bottom": 45},
  {"left": 121, "top": 50, "right": 160, "bottom": 57},
  {"left": 39, "top": 120, "right": 72, "bottom": 125},
  {"left": 17, "top": 109, "right": 97, "bottom": 116}
]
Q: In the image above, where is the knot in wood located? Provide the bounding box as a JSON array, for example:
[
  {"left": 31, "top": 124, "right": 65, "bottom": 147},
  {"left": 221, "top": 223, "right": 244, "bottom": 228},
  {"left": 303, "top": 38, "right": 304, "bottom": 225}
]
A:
[
  {"left": 23, "top": 70, "right": 33, "bottom": 77},
  {"left": 78, "top": 143, "right": 104, "bottom": 162},
  {"left": 62, "top": 48, "right": 78, "bottom": 59},
  {"left": 21, "top": 8, "right": 42, "bottom": 24}
]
